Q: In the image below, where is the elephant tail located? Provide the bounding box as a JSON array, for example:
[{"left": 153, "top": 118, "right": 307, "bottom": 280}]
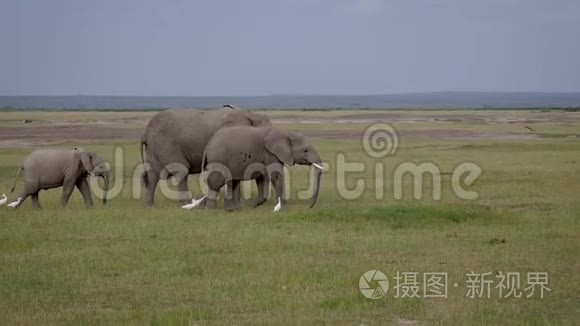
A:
[
  {"left": 10, "top": 167, "right": 22, "bottom": 193},
  {"left": 140, "top": 135, "right": 147, "bottom": 165},
  {"left": 201, "top": 150, "right": 208, "bottom": 173},
  {"left": 140, "top": 136, "right": 148, "bottom": 187}
]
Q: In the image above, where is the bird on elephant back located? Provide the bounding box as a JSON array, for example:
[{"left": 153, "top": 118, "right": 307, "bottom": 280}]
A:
[{"left": 140, "top": 104, "right": 271, "bottom": 207}]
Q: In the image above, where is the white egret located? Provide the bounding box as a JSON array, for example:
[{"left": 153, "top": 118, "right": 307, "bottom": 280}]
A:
[
  {"left": 7, "top": 197, "right": 23, "bottom": 208},
  {"left": 182, "top": 196, "right": 207, "bottom": 209},
  {"left": 273, "top": 197, "right": 282, "bottom": 213}
]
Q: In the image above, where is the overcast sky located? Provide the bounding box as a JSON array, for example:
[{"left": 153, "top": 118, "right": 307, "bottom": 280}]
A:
[{"left": 1, "top": 0, "right": 579, "bottom": 96}]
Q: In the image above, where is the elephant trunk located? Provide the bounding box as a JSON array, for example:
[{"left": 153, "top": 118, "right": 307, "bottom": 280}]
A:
[
  {"left": 309, "top": 164, "right": 323, "bottom": 208},
  {"left": 102, "top": 173, "right": 109, "bottom": 205}
]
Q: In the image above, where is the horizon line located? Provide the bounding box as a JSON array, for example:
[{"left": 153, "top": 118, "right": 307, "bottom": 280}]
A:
[{"left": 2, "top": 91, "right": 580, "bottom": 97}]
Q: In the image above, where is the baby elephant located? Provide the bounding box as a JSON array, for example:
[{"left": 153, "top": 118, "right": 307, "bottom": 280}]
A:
[
  {"left": 7, "top": 149, "right": 110, "bottom": 208},
  {"left": 185, "top": 126, "right": 325, "bottom": 212}
]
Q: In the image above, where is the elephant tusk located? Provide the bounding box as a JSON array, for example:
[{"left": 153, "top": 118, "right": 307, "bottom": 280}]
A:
[
  {"left": 0, "top": 194, "right": 7, "bottom": 206},
  {"left": 273, "top": 197, "right": 282, "bottom": 213},
  {"left": 312, "top": 163, "right": 327, "bottom": 171}
]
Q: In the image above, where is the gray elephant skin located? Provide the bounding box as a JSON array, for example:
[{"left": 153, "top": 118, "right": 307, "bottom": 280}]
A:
[
  {"left": 199, "top": 126, "right": 324, "bottom": 211},
  {"left": 8, "top": 149, "right": 109, "bottom": 208},
  {"left": 140, "top": 105, "right": 271, "bottom": 206}
]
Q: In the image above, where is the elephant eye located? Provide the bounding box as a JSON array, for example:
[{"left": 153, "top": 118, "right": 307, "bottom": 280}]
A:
[{"left": 304, "top": 149, "right": 308, "bottom": 153}]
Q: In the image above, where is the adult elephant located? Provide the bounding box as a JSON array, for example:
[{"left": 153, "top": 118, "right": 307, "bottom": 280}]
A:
[{"left": 140, "top": 105, "right": 271, "bottom": 206}]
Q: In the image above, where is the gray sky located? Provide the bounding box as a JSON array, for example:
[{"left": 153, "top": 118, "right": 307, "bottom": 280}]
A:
[{"left": 1, "top": 0, "right": 579, "bottom": 96}]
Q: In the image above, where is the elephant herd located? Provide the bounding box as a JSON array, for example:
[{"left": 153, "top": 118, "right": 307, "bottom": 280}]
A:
[{"left": 0, "top": 105, "right": 325, "bottom": 212}]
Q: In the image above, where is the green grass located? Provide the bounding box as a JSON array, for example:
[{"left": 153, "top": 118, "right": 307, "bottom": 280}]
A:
[{"left": 0, "top": 110, "right": 578, "bottom": 324}]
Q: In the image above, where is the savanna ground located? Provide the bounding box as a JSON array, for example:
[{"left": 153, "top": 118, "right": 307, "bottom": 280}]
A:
[{"left": 0, "top": 109, "right": 578, "bottom": 324}]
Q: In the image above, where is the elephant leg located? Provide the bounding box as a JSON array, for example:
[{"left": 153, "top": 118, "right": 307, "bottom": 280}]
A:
[
  {"left": 60, "top": 181, "right": 76, "bottom": 207},
  {"left": 225, "top": 180, "right": 241, "bottom": 211},
  {"left": 31, "top": 192, "right": 41, "bottom": 209},
  {"left": 8, "top": 184, "right": 38, "bottom": 208},
  {"left": 206, "top": 171, "right": 225, "bottom": 209},
  {"left": 232, "top": 180, "right": 241, "bottom": 210},
  {"left": 223, "top": 180, "right": 234, "bottom": 210},
  {"left": 270, "top": 170, "right": 286, "bottom": 211},
  {"left": 206, "top": 188, "right": 219, "bottom": 209},
  {"left": 252, "top": 174, "right": 269, "bottom": 208},
  {"left": 175, "top": 173, "right": 191, "bottom": 205},
  {"left": 76, "top": 178, "right": 94, "bottom": 208},
  {"left": 145, "top": 170, "right": 160, "bottom": 207}
]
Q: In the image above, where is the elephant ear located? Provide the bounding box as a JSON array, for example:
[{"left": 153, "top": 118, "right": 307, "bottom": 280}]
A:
[
  {"left": 221, "top": 110, "right": 251, "bottom": 128},
  {"left": 264, "top": 129, "right": 294, "bottom": 166},
  {"left": 79, "top": 152, "right": 94, "bottom": 174},
  {"left": 247, "top": 112, "right": 271, "bottom": 127}
]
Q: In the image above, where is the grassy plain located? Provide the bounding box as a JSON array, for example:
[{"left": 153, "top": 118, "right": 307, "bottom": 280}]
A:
[{"left": 0, "top": 110, "right": 578, "bottom": 324}]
